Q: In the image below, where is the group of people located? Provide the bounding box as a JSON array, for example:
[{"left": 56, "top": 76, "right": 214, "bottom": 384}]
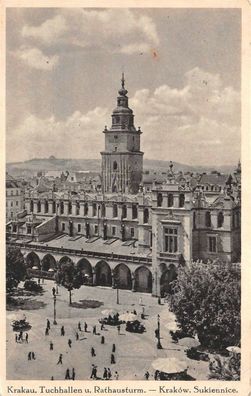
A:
[
  {"left": 15, "top": 331, "right": 29, "bottom": 343},
  {"left": 90, "top": 364, "right": 119, "bottom": 380}
]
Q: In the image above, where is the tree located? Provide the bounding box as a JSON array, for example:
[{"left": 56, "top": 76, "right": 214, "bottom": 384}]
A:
[
  {"left": 170, "top": 261, "right": 240, "bottom": 350},
  {"left": 57, "top": 261, "right": 83, "bottom": 305},
  {"left": 6, "top": 246, "right": 27, "bottom": 292}
]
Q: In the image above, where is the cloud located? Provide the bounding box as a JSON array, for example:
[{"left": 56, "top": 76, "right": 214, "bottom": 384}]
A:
[
  {"left": 130, "top": 67, "right": 240, "bottom": 166},
  {"left": 21, "top": 9, "right": 159, "bottom": 54},
  {"left": 16, "top": 46, "right": 59, "bottom": 70},
  {"left": 7, "top": 107, "right": 109, "bottom": 162}
]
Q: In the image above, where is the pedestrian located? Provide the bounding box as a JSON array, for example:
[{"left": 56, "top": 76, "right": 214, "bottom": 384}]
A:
[
  {"left": 45, "top": 327, "right": 49, "bottom": 336},
  {"left": 154, "top": 370, "right": 160, "bottom": 380},
  {"left": 78, "top": 322, "right": 82, "bottom": 331},
  {"left": 75, "top": 332, "right": 79, "bottom": 341},
  {"left": 61, "top": 326, "right": 65, "bottom": 336},
  {"left": 57, "top": 354, "right": 63, "bottom": 365},
  {"left": 91, "top": 347, "right": 96, "bottom": 357},
  {"left": 32, "top": 352, "right": 36, "bottom": 360},
  {"left": 28, "top": 352, "right": 31, "bottom": 361},
  {"left": 51, "top": 376, "right": 54, "bottom": 381},
  {"left": 93, "top": 325, "right": 96, "bottom": 335},
  {"left": 111, "top": 353, "right": 115, "bottom": 364},
  {"left": 117, "top": 325, "right": 120, "bottom": 335},
  {"left": 65, "top": 368, "right": 70, "bottom": 380},
  {"left": 90, "top": 365, "right": 97, "bottom": 379},
  {"left": 68, "top": 339, "right": 72, "bottom": 348},
  {"left": 112, "top": 343, "right": 116, "bottom": 353},
  {"left": 19, "top": 331, "right": 23, "bottom": 341},
  {"left": 84, "top": 322, "right": 88, "bottom": 332},
  {"left": 139, "top": 297, "right": 143, "bottom": 306},
  {"left": 114, "top": 371, "right": 119, "bottom": 380},
  {"left": 144, "top": 371, "right": 150, "bottom": 380},
  {"left": 50, "top": 341, "right": 53, "bottom": 351},
  {"left": 158, "top": 297, "right": 161, "bottom": 305},
  {"left": 52, "top": 287, "right": 56, "bottom": 296},
  {"left": 15, "top": 334, "right": 18, "bottom": 343},
  {"left": 47, "top": 319, "right": 50, "bottom": 329},
  {"left": 72, "top": 368, "right": 76, "bottom": 380},
  {"left": 133, "top": 309, "right": 137, "bottom": 315},
  {"left": 103, "top": 367, "right": 107, "bottom": 380},
  {"left": 101, "top": 336, "right": 105, "bottom": 344},
  {"left": 107, "top": 368, "right": 112, "bottom": 380},
  {"left": 25, "top": 333, "right": 29, "bottom": 343},
  {"left": 101, "top": 323, "right": 104, "bottom": 331}
]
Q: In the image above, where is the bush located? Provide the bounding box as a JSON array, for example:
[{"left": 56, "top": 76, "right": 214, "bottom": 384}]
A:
[
  {"left": 170, "top": 261, "right": 240, "bottom": 350},
  {"left": 23, "top": 280, "right": 43, "bottom": 293},
  {"left": 6, "top": 246, "right": 27, "bottom": 292},
  {"left": 209, "top": 354, "right": 240, "bottom": 380}
]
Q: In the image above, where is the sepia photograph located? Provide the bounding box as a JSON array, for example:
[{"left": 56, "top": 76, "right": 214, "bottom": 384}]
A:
[{"left": 5, "top": 5, "right": 244, "bottom": 385}]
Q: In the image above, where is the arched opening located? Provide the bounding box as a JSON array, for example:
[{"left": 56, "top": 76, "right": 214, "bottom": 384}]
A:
[
  {"left": 44, "top": 200, "right": 49, "bottom": 213},
  {"left": 132, "top": 204, "right": 138, "bottom": 219},
  {"left": 160, "top": 264, "right": 177, "bottom": 297},
  {"left": 68, "top": 201, "right": 72, "bottom": 215},
  {"left": 101, "top": 203, "right": 106, "bottom": 217},
  {"left": 77, "top": 258, "right": 93, "bottom": 285},
  {"left": 84, "top": 203, "right": 88, "bottom": 216},
  {"left": 179, "top": 194, "right": 185, "bottom": 208},
  {"left": 26, "top": 251, "right": 41, "bottom": 269},
  {"left": 30, "top": 200, "right": 34, "bottom": 213},
  {"left": 134, "top": 266, "right": 152, "bottom": 293},
  {"left": 205, "top": 211, "right": 211, "bottom": 227},
  {"left": 92, "top": 203, "right": 97, "bottom": 217},
  {"left": 41, "top": 254, "right": 57, "bottom": 271},
  {"left": 217, "top": 212, "right": 224, "bottom": 228},
  {"left": 52, "top": 201, "right": 56, "bottom": 213},
  {"left": 122, "top": 204, "right": 127, "bottom": 219},
  {"left": 168, "top": 194, "right": 174, "bottom": 207},
  {"left": 37, "top": 200, "right": 41, "bottom": 213},
  {"left": 113, "top": 161, "right": 118, "bottom": 171},
  {"left": 113, "top": 204, "right": 118, "bottom": 218},
  {"left": 76, "top": 201, "right": 80, "bottom": 215},
  {"left": 143, "top": 208, "right": 149, "bottom": 224},
  {"left": 157, "top": 193, "right": 163, "bottom": 207},
  {"left": 113, "top": 264, "right": 132, "bottom": 290},
  {"left": 60, "top": 201, "right": 64, "bottom": 215},
  {"left": 95, "top": 261, "right": 112, "bottom": 286},
  {"left": 59, "top": 256, "right": 74, "bottom": 268}
]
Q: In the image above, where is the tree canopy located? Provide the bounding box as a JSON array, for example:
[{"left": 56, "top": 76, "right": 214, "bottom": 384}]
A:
[
  {"left": 56, "top": 261, "right": 83, "bottom": 305},
  {"left": 170, "top": 261, "right": 240, "bottom": 350},
  {"left": 6, "top": 246, "right": 27, "bottom": 292}
]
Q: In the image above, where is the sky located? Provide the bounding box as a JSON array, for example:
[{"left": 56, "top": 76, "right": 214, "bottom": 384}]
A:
[{"left": 6, "top": 8, "right": 241, "bottom": 166}]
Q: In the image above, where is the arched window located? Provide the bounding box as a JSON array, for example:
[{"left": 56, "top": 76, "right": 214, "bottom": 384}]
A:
[
  {"left": 84, "top": 203, "right": 88, "bottom": 216},
  {"left": 217, "top": 212, "right": 224, "bottom": 228},
  {"left": 60, "top": 201, "right": 64, "bottom": 215},
  {"left": 122, "top": 204, "right": 127, "bottom": 219},
  {"left": 92, "top": 203, "right": 97, "bottom": 217},
  {"left": 101, "top": 203, "right": 106, "bottom": 217},
  {"left": 52, "top": 201, "right": 56, "bottom": 213},
  {"left": 179, "top": 193, "right": 185, "bottom": 208},
  {"left": 44, "top": 200, "right": 49, "bottom": 213},
  {"left": 30, "top": 200, "right": 34, "bottom": 213},
  {"left": 143, "top": 208, "right": 149, "bottom": 224},
  {"left": 132, "top": 204, "right": 138, "bottom": 219},
  {"left": 193, "top": 212, "right": 196, "bottom": 229},
  {"left": 205, "top": 211, "right": 211, "bottom": 227},
  {"left": 168, "top": 194, "right": 173, "bottom": 207},
  {"left": 113, "top": 204, "right": 118, "bottom": 218},
  {"left": 113, "top": 161, "right": 118, "bottom": 171},
  {"left": 157, "top": 193, "right": 163, "bottom": 207},
  {"left": 68, "top": 201, "right": 72, "bottom": 215},
  {"left": 76, "top": 201, "right": 80, "bottom": 215},
  {"left": 37, "top": 200, "right": 41, "bottom": 212}
]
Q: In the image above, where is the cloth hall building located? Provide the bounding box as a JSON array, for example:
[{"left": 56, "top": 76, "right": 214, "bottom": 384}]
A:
[{"left": 6, "top": 75, "right": 241, "bottom": 297}]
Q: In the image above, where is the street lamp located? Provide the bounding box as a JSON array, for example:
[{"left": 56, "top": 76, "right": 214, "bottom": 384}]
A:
[
  {"left": 157, "top": 314, "right": 163, "bottom": 349},
  {"left": 53, "top": 294, "right": 57, "bottom": 325}
]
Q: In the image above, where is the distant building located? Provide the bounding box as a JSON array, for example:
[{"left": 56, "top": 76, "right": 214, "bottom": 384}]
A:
[
  {"left": 6, "top": 75, "right": 241, "bottom": 297},
  {"left": 6, "top": 174, "right": 25, "bottom": 221}
]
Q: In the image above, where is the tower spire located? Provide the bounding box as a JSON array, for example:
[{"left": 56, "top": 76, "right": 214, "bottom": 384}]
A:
[{"left": 121, "top": 72, "right": 125, "bottom": 89}]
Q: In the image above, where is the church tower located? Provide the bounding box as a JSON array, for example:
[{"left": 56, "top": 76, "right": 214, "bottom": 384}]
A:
[{"left": 101, "top": 74, "right": 143, "bottom": 194}]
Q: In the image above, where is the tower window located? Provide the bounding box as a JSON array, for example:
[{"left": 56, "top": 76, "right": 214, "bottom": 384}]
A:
[
  {"left": 164, "top": 228, "right": 178, "bottom": 253},
  {"left": 217, "top": 212, "right": 224, "bottom": 228},
  {"left": 143, "top": 208, "right": 149, "bottom": 224},
  {"left": 168, "top": 194, "right": 174, "bottom": 207},
  {"left": 113, "top": 204, "right": 118, "bottom": 218},
  {"left": 208, "top": 236, "right": 217, "bottom": 253},
  {"left": 205, "top": 211, "right": 211, "bottom": 227},
  {"left": 113, "top": 161, "right": 118, "bottom": 170}
]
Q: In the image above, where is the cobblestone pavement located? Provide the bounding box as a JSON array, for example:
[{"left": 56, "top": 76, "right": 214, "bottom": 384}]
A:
[{"left": 6, "top": 280, "right": 209, "bottom": 380}]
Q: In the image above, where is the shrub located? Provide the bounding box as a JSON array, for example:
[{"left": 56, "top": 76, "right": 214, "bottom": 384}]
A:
[{"left": 23, "top": 280, "right": 43, "bottom": 293}]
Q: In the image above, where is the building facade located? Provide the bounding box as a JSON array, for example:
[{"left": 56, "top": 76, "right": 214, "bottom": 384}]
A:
[{"left": 6, "top": 76, "right": 241, "bottom": 297}]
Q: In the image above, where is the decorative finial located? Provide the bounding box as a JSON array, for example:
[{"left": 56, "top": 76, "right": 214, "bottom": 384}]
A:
[{"left": 121, "top": 72, "right": 125, "bottom": 89}]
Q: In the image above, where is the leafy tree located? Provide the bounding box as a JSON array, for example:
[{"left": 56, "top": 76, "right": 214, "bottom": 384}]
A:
[
  {"left": 170, "top": 261, "right": 240, "bottom": 350},
  {"left": 6, "top": 246, "right": 27, "bottom": 292},
  {"left": 23, "top": 279, "right": 43, "bottom": 293},
  {"left": 56, "top": 261, "right": 83, "bottom": 305}
]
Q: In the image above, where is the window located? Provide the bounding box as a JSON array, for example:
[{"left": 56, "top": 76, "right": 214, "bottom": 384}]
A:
[
  {"left": 77, "top": 224, "right": 81, "bottom": 233},
  {"left": 112, "top": 226, "right": 116, "bottom": 236},
  {"left": 52, "top": 201, "right": 56, "bottom": 213},
  {"left": 179, "top": 194, "right": 185, "bottom": 208},
  {"left": 11, "top": 201, "right": 13, "bottom": 207},
  {"left": 62, "top": 223, "right": 65, "bottom": 232},
  {"left": 27, "top": 225, "right": 31, "bottom": 234},
  {"left": 94, "top": 225, "right": 98, "bottom": 235},
  {"left": 60, "top": 201, "right": 64, "bottom": 215},
  {"left": 168, "top": 194, "right": 174, "bottom": 207},
  {"left": 132, "top": 204, "right": 138, "bottom": 219},
  {"left": 92, "top": 203, "right": 97, "bottom": 217},
  {"left": 130, "top": 228, "right": 135, "bottom": 238},
  {"left": 13, "top": 224, "right": 17, "bottom": 233},
  {"left": 205, "top": 211, "right": 211, "bottom": 227},
  {"left": 149, "top": 231, "right": 153, "bottom": 247},
  {"left": 217, "top": 212, "right": 224, "bottom": 228},
  {"left": 44, "top": 200, "right": 48, "bottom": 213},
  {"left": 16, "top": 201, "right": 19, "bottom": 206},
  {"left": 84, "top": 203, "right": 88, "bottom": 216},
  {"left": 157, "top": 193, "right": 163, "bottom": 207},
  {"left": 208, "top": 236, "right": 217, "bottom": 253},
  {"left": 68, "top": 202, "right": 72, "bottom": 215},
  {"left": 37, "top": 201, "right": 41, "bottom": 212},
  {"left": 30, "top": 200, "right": 34, "bottom": 212},
  {"left": 11, "top": 190, "right": 13, "bottom": 196},
  {"left": 164, "top": 228, "right": 178, "bottom": 253},
  {"left": 143, "top": 208, "right": 149, "bottom": 224},
  {"left": 122, "top": 204, "right": 127, "bottom": 219},
  {"left": 101, "top": 203, "right": 106, "bottom": 217},
  {"left": 10, "top": 212, "right": 13, "bottom": 218},
  {"left": 76, "top": 201, "right": 80, "bottom": 215},
  {"left": 113, "top": 204, "right": 118, "bottom": 218},
  {"left": 113, "top": 161, "right": 118, "bottom": 171}
]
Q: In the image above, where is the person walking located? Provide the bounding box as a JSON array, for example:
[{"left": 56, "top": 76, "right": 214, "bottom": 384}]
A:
[
  {"left": 65, "top": 368, "right": 70, "bottom": 380},
  {"left": 101, "top": 323, "right": 104, "bottom": 331},
  {"left": 91, "top": 347, "right": 96, "bottom": 357},
  {"left": 90, "top": 365, "right": 97, "bottom": 379},
  {"left": 139, "top": 297, "right": 143, "bottom": 306},
  {"left": 112, "top": 344, "right": 116, "bottom": 353},
  {"left": 111, "top": 353, "right": 115, "bottom": 364},
  {"left": 61, "top": 326, "right": 65, "bottom": 336},
  {"left": 107, "top": 368, "right": 112, "bottom": 380},
  {"left": 78, "top": 322, "right": 82, "bottom": 331},
  {"left": 52, "top": 287, "right": 56, "bottom": 296},
  {"left": 117, "top": 325, "right": 120, "bottom": 335},
  {"left": 154, "top": 370, "right": 160, "bottom": 380},
  {"left": 114, "top": 371, "right": 119, "bottom": 380},
  {"left": 57, "top": 354, "right": 63, "bottom": 365},
  {"left": 72, "top": 368, "right": 76, "bottom": 380},
  {"left": 93, "top": 325, "right": 96, "bottom": 335},
  {"left": 103, "top": 367, "right": 107, "bottom": 380},
  {"left": 45, "top": 327, "right": 49, "bottom": 336},
  {"left": 101, "top": 335, "right": 105, "bottom": 344},
  {"left": 28, "top": 352, "right": 31, "bottom": 361},
  {"left": 75, "top": 332, "right": 79, "bottom": 341},
  {"left": 25, "top": 333, "right": 29, "bottom": 343},
  {"left": 51, "top": 376, "right": 54, "bottom": 380},
  {"left": 50, "top": 341, "right": 54, "bottom": 351},
  {"left": 18, "top": 331, "right": 23, "bottom": 341},
  {"left": 84, "top": 322, "right": 88, "bottom": 332},
  {"left": 47, "top": 319, "right": 50, "bottom": 330},
  {"left": 32, "top": 352, "right": 36, "bottom": 360},
  {"left": 144, "top": 371, "right": 150, "bottom": 380},
  {"left": 15, "top": 334, "right": 18, "bottom": 343},
  {"left": 68, "top": 339, "right": 72, "bottom": 348}
]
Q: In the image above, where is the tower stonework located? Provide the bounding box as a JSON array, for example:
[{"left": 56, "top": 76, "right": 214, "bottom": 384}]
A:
[{"left": 101, "top": 74, "right": 143, "bottom": 194}]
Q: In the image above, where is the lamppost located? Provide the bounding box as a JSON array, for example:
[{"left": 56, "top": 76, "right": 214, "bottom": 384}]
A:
[
  {"left": 157, "top": 314, "right": 163, "bottom": 349},
  {"left": 53, "top": 294, "right": 57, "bottom": 325}
]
